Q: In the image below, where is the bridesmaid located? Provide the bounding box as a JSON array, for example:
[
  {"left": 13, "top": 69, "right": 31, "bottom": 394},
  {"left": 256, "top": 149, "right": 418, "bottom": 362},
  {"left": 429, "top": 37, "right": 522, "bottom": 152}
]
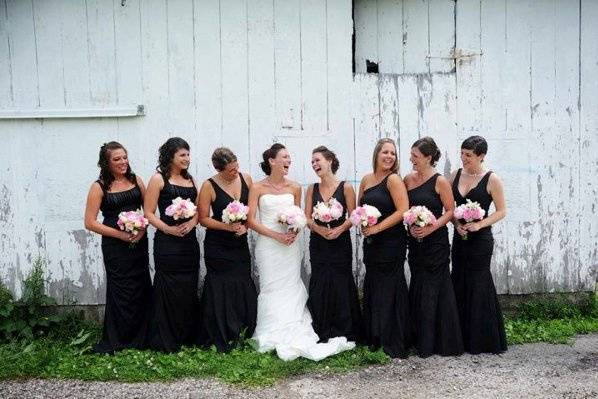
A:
[
  {"left": 358, "top": 138, "right": 410, "bottom": 358},
  {"left": 144, "top": 137, "right": 201, "bottom": 352},
  {"left": 450, "top": 135, "right": 507, "bottom": 354},
  {"left": 404, "top": 137, "right": 463, "bottom": 357},
  {"left": 84, "top": 142, "right": 151, "bottom": 354},
  {"left": 197, "top": 147, "right": 258, "bottom": 352},
  {"left": 305, "top": 146, "right": 362, "bottom": 343}
]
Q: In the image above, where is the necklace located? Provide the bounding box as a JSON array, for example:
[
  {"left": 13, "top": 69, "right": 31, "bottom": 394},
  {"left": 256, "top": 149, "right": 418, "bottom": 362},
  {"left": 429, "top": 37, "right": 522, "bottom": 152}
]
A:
[
  {"left": 266, "top": 177, "right": 285, "bottom": 191},
  {"left": 462, "top": 169, "right": 484, "bottom": 177}
]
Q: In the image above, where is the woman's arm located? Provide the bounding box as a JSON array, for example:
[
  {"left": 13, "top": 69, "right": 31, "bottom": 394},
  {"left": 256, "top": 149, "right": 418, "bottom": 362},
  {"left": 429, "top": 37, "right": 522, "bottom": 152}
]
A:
[
  {"left": 144, "top": 173, "right": 183, "bottom": 237},
  {"left": 465, "top": 173, "right": 506, "bottom": 231},
  {"left": 305, "top": 184, "right": 329, "bottom": 238},
  {"left": 411, "top": 176, "right": 454, "bottom": 239},
  {"left": 84, "top": 182, "right": 130, "bottom": 242},
  {"left": 197, "top": 180, "right": 236, "bottom": 232}
]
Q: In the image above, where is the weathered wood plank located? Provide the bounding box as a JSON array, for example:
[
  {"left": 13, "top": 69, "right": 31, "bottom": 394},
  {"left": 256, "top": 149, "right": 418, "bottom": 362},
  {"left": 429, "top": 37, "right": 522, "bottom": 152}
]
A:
[
  {"left": 6, "top": 0, "right": 39, "bottom": 107},
  {"left": 221, "top": 0, "right": 250, "bottom": 166}
]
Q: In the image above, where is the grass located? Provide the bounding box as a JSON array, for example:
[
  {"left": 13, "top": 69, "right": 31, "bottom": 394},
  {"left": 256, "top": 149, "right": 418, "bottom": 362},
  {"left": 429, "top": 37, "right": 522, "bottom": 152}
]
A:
[
  {"left": 0, "top": 335, "right": 389, "bottom": 386},
  {"left": 0, "top": 294, "right": 596, "bottom": 386}
]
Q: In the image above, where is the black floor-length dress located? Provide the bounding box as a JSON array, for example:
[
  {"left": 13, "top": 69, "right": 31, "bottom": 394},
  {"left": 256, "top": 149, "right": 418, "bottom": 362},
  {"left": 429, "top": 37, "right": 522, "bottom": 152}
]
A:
[
  {"left": 361, "top": 174, "right": 411, "bottom": 358},
  {"left": 198, "top": 174, "right": 257, "bottom": 352},
  {"left": 407, "top": 173, "right": 463, "bottom": 357},
  {"left": 451, "top": 169, "right": 507, "bottom": 354},
  {"left": 307, "top": 181, "right": 363, "bottom": 343},
  {"left": 94, "top": 181, "right": 151, "bottom": 354},
  {"left": 146, "top": 175, "right": 201, "bottom": 353}
]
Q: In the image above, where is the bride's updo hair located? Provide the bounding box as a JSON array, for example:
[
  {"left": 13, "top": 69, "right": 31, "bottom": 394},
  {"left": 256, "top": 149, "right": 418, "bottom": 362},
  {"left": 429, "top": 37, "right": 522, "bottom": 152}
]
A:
[
  {"left": 260, "top": 143, "right": 286, "bottom": 175},
  {"left": 312, "top": 146, "right": 340, "bottom": 174}
]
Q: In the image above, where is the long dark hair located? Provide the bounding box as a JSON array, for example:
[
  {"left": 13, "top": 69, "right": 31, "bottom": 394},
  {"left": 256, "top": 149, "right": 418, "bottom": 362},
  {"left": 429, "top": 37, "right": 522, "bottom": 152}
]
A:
[
  {"left": 157, "top": 137, "right": 192, "bottom": 181},
  {"left": 97, "top": 141, "right": 136, "bottom": 190}
]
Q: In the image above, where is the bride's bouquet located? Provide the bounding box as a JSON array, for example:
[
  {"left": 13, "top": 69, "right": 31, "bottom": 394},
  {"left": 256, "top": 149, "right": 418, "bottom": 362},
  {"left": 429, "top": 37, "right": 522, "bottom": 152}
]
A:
[
  {"left": 278, "top": 205, "right": 307, "bottom": 232},
  {"left": 312, "top": 197, "right": 344, "bottom": 227},
  {"left": 117, "top": 209, "right": 149, "bottom": 236},
  {"left": 222, "top": 200, "right": 249, "bottom": 224},
  {"left": 454, "top": 199, "right": 485, "bottom": 240},
  {"left": 350, "top": 204, "right": 382, "bottom": 243},
  {"left": 165, "top": 197, "right": 197, "bottom": 220},
  {"left": 403, "top": 205, "right": 436, "bottom": 242}
]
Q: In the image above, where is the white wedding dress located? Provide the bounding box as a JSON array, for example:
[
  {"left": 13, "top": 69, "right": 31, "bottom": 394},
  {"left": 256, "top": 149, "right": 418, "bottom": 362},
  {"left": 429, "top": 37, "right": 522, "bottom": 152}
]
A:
[{"left": 252, "top": 193, "right": 355, "bottom": 361}]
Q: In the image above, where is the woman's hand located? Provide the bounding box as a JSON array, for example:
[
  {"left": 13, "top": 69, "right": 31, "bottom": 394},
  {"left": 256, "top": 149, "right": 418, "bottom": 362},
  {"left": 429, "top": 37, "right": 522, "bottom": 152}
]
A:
[
  {"left": 231, "top": 223, "right": 248, "bottom": 236},
  {"left": 454, "top": 221, "right": 468, "bottom": 237},
  {"left": 274, "top": 231, "right": 297, "bottom": 246},
  {"left": 325, "top": 226, "right": 344, "bottom": 240},
  {"left": 464, "top": 221, "right": 481, "bottom": 232},
  {"left": 118, "top": 230, "right": 134, "bottom": 243},
  {"left": 130, "top": 228, "right": 146, "bottom": 243},
  {"left": 410, "top": 224, "right": 435, "bottom": 239},
  {"left": 361, "top": 225, "right": 379, "bottom": 238},
  {"left": 177, "top": 220, "right": 196, "bottom": 236}
]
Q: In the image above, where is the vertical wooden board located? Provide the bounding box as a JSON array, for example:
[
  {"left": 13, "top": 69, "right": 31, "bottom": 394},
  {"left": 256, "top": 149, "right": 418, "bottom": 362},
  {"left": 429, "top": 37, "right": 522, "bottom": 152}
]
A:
[
  {"left": 166, "top": 0, "right": 195, "bottom": 136},
  {"left": 139, "top": 0, "right": 170, "bottom": 173},
  {"left": 377, "top": 0, "right": 403, "bottom": 74},
  {"left": 60, "top": 0, "right": 91, "bottom": 107},
  {"left": 274, "top": 0, "right": 301, "bottom": 131},
  {"left": 580, "top": 0, "right": 598, "bottom": 292},
  {"left": 113, "top": 0, "right": 144, "bottom": 158},
  {"left": 6, "top": 0, "right": 39, "bottom": 107},
  {"left": 508, "top": 0, "right": 556, "bottom": 294},
  {"left": 326, "top": 0, "right": 353, "bottom": 137},
  {"left": 396, "top": 74, "right": 420, "bottom": 173},
  {"left": 351, "top": 74, "right": 380, "bottom": 179},
  {"left": 428, "top": 0, "right": 454, "bottom": 73},
  {"left": 86, "top": 0, "right": 117, "bottom": 105},
  {"left": 194, "top": 0, "right": 223, "bottom": 173},
  {"left": 299, "top": 0, "right": 327, "bottom": 133},
  {"left": 114, "top": 0, "right": 143, "bottom": 106},
  {"left": 402, "top": 0, "right": 429, "bottom": 74},
  {"left": 220, "top": 0, "right": 250, "bottom": 166},
  {"left": 378, "top": 74, "right": 399, "bottom": 139},
  {"left": 247, "top": 0, "right": 276, "bottom": 177},
  {"left": 504, "top": 0, "right": 531, "bottom": 140},
  {"left": 353, "top": 0, "right": 378, "bottom": 74},
  {"left": 32, "top": 0, "right": 65, "bottom": 107},
  {"left": 423, "top": 74, "right": 458, "bottom": 177},
  {"left": 486, "top": 139, "right": 531, "bottom": 293},
  {"left": 0, "top": 122, "right": 18, "bottom": 295},
  {"left": 479, "top": 0, "right": 506, "bottom": 139},
  {"left": 0, "top": 1, "right": 13, "bottom": 107},
  {"left": 549, "top": 0, "right": 581, "bottom": 291},
  {"left": 455, "top": 0, "right": 481, "bottom": 138}
]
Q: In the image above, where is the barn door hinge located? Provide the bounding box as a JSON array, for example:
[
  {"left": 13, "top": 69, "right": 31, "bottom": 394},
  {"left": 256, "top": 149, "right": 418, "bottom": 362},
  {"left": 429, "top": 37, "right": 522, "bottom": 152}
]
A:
[{"left": 426, "top": 48, "right": 483, "bottom": 61}]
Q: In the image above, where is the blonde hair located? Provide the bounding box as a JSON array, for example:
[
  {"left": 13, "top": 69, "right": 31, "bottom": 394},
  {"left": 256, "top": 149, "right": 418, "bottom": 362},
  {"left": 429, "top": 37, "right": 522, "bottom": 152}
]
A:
[{"left": 372, "top": 138, "right": 399, "bottom": 174}]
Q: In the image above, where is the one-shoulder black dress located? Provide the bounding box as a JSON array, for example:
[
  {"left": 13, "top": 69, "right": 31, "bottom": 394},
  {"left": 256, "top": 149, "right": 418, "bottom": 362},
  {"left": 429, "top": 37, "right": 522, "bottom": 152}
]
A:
[{"left": 361, "top": 174, "right": 410, "bottom": 358}]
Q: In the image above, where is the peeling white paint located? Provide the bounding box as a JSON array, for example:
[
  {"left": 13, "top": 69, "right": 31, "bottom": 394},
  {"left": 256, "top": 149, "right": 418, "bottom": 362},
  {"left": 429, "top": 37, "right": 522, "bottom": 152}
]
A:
[{"left": 0, "top": 0, "right": 596, "bottom": 304}]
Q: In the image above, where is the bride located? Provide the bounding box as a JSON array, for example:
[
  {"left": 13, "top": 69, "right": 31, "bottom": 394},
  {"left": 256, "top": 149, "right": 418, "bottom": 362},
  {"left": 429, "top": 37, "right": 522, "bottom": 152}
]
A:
[{"left": 247, "top": 143, "right": 355, "bottom": 361}]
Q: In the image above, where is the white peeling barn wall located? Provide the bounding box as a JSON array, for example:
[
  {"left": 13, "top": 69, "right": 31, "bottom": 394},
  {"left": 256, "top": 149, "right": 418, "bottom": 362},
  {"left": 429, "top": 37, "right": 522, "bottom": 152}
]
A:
[{"left": 0, "top": 0, "right": 596, "bottom": 305}]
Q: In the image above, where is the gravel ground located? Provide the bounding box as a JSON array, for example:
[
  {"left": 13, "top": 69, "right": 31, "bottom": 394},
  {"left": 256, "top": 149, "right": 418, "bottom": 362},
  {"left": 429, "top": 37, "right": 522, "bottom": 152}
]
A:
[{"left": 2, "top": 334, "right": 597, "bottom": 399}]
